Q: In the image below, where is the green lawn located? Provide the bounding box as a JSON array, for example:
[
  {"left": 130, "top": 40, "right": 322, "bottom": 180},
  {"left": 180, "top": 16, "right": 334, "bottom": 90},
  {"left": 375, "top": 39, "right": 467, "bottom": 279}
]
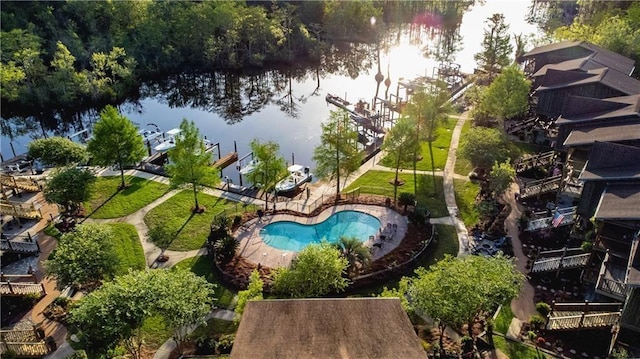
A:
[
  {"left": 84, "top": 176, "right": 170, "bottom": 219},
  {"left": 414, "top": 224, "right": 459, "bottom": 269},
  {"left": 343, "top": 170, "right": 447, "bottom": 217},
  {"left": 453, "top": 179, "right": 480, "bottom": 228},
  {"left": 508, "top": 141, "right": 553, "bottom": 160},
  {"left": 144, "top": 191, "right": 258, "bottom": 251},
  {"left": 141, "top": 315, "right": 173, "bottom": 352},
  {"left": 494, "top": 304, "right": 514, "bottom": 334},
  {"left": 107, "top": 223, "right": 146, "bottom": 275},
  {"left": 494, "top": 336, "right": 549, "bottom": 359},
  {"left": 173, "top": 255, "right": 238, "bottom": 309},
  {"left": 381, "top": 118, "right": 456, "bottom": 171},
  {"left": 454, "top": 119, "right": 473, "bottom": 176}
]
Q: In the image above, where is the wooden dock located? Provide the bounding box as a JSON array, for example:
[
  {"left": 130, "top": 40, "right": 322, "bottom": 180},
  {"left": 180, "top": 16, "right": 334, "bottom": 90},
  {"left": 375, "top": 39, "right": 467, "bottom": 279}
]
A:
[{"left": 212, "top": 152, "right": 238, "bottom": 170}]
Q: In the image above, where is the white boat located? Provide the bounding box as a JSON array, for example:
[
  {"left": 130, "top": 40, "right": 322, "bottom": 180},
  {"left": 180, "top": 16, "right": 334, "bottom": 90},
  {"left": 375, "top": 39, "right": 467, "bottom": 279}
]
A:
[
  {"left": 275, "top": 164, "right": 312, "bottom": 193},
  {"left": 239, "top": 158, "right": 260, "bottom": 175},
  {"left": 138, "top": 127, "right": 163, "bottom": 144},
  {"left": 154, "top": 128, "right": 181, "bottom": 153}
]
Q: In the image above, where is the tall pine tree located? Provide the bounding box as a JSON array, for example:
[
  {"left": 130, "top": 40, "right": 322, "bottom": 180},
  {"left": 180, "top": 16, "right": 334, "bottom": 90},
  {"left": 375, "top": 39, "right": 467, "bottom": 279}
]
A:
[{"left": 474, "top": 13, "right": 513, "bottom": 83}]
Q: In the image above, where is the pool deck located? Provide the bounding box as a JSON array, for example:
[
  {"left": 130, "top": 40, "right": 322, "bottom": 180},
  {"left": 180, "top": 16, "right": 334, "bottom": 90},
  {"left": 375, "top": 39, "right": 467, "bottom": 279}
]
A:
[{"left": 234, "top": 204, "right": 408, "bottom": 268}]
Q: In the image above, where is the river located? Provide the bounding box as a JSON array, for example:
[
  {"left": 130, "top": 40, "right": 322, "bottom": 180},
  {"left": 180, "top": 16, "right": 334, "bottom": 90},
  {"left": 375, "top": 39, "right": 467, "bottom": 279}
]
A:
[{"left": 1, "top": 0, "right": 540, "bottom": 182}]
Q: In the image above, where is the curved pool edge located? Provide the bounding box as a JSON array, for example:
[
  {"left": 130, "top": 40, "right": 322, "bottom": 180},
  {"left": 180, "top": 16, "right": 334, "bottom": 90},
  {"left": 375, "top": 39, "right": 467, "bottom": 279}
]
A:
[{"left": 234, "top": 204, "right": 408, "bottom": 268}]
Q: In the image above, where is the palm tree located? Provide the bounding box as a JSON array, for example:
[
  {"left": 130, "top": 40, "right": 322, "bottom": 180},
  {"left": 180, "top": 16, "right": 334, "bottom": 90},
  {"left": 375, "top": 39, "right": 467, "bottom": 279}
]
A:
[{"left": 334, "top": 237, "right": 372, "bottom": 278}]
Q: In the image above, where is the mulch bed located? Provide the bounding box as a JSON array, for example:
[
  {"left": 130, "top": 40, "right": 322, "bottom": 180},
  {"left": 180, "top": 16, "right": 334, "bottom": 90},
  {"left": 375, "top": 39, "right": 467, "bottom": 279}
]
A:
[{"left": 217, "top": 194, "right": 433, "bottom": 290}]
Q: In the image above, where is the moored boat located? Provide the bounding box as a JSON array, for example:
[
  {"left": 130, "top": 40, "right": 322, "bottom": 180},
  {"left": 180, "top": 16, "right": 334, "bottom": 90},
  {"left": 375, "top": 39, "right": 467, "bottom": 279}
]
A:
[
  {"left": 239, "top": 158, "right": 260, "bottom": 175},
  {"left": 275, "top": 164, "right": 312, "bottom": 193},
  {"left": 154, "top": 128, "right": 181, "bottom": 153}
]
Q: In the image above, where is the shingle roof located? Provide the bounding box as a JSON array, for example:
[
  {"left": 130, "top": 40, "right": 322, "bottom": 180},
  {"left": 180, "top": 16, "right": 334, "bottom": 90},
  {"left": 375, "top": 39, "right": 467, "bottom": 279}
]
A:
[
  {"left": 563, "top": 123, "right": 640, "bottom": 147},
  {"left": 523, "top": 41, "right": 635, "bottom": 73},
  {"left": 230, "top": 298, "right": 427, "bottom": 359},
  {"left": 594, "top": 183, "right": 640, "bottom": 220},
  {"left": 556, "top": 94, "right": 640, "bottom": 125},
  {"left": 535, "top": 68, "right": 640, "bottom": 95},
  {"left": 533, "top": 54, "right": 634, "bottom": 78},
  {"left": 580, "top": 142, "right": 640, "bottom": 181}
]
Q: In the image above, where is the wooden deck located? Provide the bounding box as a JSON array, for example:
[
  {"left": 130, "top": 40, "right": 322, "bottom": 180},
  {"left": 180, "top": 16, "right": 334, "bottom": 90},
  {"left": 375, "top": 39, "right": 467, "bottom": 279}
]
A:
[
  {"left": 519, "top": 175, "right": 562, "bottom": 199},
  {"left": 0, "top": 282, "right": 46, "bottom": 297},
  {"left": 515, "top": 151, "right": 557, "bottom": 174},
  {"left": 0, "top": 238, "right": 40, "bottom": 254},
  {"left": 0, "top": 328, "right": 50, "bottom": 357},
  {"left": 0, "top": 199, "right": 42, "bottom": 220},
  {"left": 213, "top": 152, "right": 238, "bottom": 170},
  {"left": 1, "top": 174, "right": 42, "bottom": 193},
  {"left": 530, "top": 253, "right": 590, "bottom": 273}
]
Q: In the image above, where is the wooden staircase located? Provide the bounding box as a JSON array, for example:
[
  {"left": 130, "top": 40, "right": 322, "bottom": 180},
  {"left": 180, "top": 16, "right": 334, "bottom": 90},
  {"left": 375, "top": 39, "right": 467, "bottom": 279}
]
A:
[
  {"left": 0, "top": 174, "right": 41, "bottom": 193},
  {"left": 0, "top": 328, "right": 51, "bottom": 357},
  {"left": 519, "top": 175, "right": 562, "bottom": 199},
  {"left": 546, "top": 302, "right": 622, "bottom": 331},
  {"left": 0, "top": 199, "right": 42, "bottom": 220},
  {"left": 515, "top": 151, "right": 557, "bottom": 174},
  {"left": 0, "top": 238, "right": 40, "bottom": 254},
  {"left": 0, "top": 274, "right": 46, "bottom": 297},
  {"left": 530, "top": 247, "right": 590, "bottom": 273}
]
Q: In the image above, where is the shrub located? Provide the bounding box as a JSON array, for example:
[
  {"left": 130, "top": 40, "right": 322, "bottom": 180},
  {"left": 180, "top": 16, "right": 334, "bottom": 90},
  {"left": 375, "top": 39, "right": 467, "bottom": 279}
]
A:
[
  {"left": 216, "top": 334, "right": 235, "bottom": 354},
  {"left": 535, "top": 302, "right": 551, "bottom": 316},
  {"left": 68, "top": 350, "right": 88, "bottom": 359},
  {"left": 581, "top": 241, "right": 593, "bottom": 252},
  {"left": 529, "top": 314, "right": 546, "bottom": 330}
]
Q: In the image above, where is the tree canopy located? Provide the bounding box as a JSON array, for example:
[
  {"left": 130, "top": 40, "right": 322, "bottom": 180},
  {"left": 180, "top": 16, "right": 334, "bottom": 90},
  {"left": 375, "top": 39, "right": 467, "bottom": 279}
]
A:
[
  {"left": 166, "top": 118, "right": 216, "bottom": 212},
  {"left": 489, "top": 160, "right": 516, "bottom": 198},
  {"left": 381, "top": 116, "right": 419, "bottom": 203},
  {"left": 44, "top": 223, "right": 118, "bottom": 291},
  {"left": 245, "top": 139, "right": 287, "bottom": 203},
  {"left": 27, "top": 136, "right": 88, "bottom": 167},
  {"left": 478, "top": 65, "right": 531, "bottom": 121},
  {"left": 313, "top": 110, "right": 362, "bottom": 200},
  {"left": 43, "top": 166, "right": 95, "bottom": 214},
  {"left": 408, "top": 255, "right": 523, "bottom": 351},
  {"left": 458, "top": 126, "right": 510, "bottom": 170},
  {"left": 234, "top": 269, "right": 264, "bottom": 320},
  {"left": 87, "top": 105, "right": 146, "bottom": 189},
  {"left": 70, "top": 268, "right": 214, "bottom": 358},
  {"left": 474, "top": 13, "right": 513, "bottom": 82},
  {"left": 333, "top": 236, "right": 372, "bottom": 278},
  {"left": 271, "top": 242, "right": 348, "bottom": 298}
]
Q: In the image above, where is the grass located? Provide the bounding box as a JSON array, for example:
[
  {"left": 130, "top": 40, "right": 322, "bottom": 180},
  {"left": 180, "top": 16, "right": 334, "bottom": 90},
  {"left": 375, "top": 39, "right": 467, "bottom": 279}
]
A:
[
  {"left": 508, "top": 141, "right": 553, "bottom": 160},
  {"left": 140, "top": 314, "right": 173, "bottom": 353},
  {"left": 343, "top": 170, "right": 447, "bottom": 217},
  {"left": 381, "top": 118, "right": 457, "bottom": 171},
  {"left": 144, "top": 191, "right": 258, "bottom": 251},
  {"left": 453, "top": 179, "right": 480, "bottom": 228},
  {"left": 173, "top": 255, "right": 237, "bottom": 309},
  {"left": 454, "top": 119, "right": 473, "bottom": 176},
  {"left": 494, "top": 336, "right": 549, "bottom": 359},
  {"left": 107, "top": 223, "right": 146, "bottom": 275},
  {"left": 84, "top": 176, "right": 170, "bottom": 219},
  {"left": 414, "top": 224, "right": 459, "bottom": 269},
  {"left": 494, "top": 304, "right": 514, "bottom": 334}
]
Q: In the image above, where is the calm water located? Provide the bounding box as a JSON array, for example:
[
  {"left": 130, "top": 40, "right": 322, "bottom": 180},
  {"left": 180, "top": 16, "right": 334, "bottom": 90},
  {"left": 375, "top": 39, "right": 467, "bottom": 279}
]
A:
[
  {"left": 261, "top": 210, "right": 381, "bottom": 252},
  {"left": 1, "top": 0, "right": 539, "bottom": 181}
]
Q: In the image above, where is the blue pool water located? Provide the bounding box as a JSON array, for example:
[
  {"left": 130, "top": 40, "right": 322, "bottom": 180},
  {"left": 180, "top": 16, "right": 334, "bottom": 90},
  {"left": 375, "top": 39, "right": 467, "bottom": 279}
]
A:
[{"left": 261, "top": 210, "right": 381, "bottom": 252}]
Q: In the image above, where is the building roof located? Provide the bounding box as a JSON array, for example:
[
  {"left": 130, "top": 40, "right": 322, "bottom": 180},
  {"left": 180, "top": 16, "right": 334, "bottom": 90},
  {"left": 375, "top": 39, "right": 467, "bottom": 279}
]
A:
[
  {"left": 533, "top": 54, "right": 634, "bottom": 78},
  {"left": 563, "top": 123, "right": 640, "bottom": 147},
  {"left": 535, "top": 68, "right": 640, "bottom": 95},
  {"left": 594, "top": 183, "right": 640, "bottom": 220},
  {"left": 556, "top": 94, "right": 640, "bottom": 125},
  {"left": 230, "top": 298, "right": 427, "bottom": 359},
  {"left": 523, "top": 41, "right": 636, "bottom": 73},
  {"left": 580, "top": 142, "right": 640, "bottom": 181}
]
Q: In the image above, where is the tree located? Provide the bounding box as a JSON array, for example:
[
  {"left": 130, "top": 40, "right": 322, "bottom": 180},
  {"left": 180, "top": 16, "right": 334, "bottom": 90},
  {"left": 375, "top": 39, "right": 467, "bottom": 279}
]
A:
[
  {"left": 28, "top": 136, "right": 88, "bottom": 167},
  {"left": 474, "top": 13, "right": 513, "bottom": 82},
  {"left": 313, "top": 110, "right": 362, "bottom": 200},
  {"left": 245, "top": 139, "right": 287, "bottom": 206},
  {"left": 333, "top": 236, "right": 371, "bottom": 278},
  {"left": 271, "top": 242, "right": 348, "bottom": 298},
  {"left": 488, "top": 160, "right": 515, "bottom": 198},
  {"left": 480, "top": 65, "right": 531, "bottom": 122},
  {"left": 408, "top": 255, "right": 523, "bottom": 354},
  {"left": 87, "top": 105, "right": 146, "bottom": 189},
  {"left": 403, "top": 83, "right": 452, "bottom": 194},
  {"left": 381, "top": 116, "right": 419, "bottom": 204},
  {"left": 166, "top": 119, "right": 216, "bottom": 213},
  {"left": 44, "top": 223, "right": 118, "bottom": 291},
  {"left": 234, "top": 269, "right": 264, "bottom": 320},
  {"left": 458, "top": 126, "right": 510, "bottom": 170},
  {"left": 71, "top": 269, "right": 214, "bottom": 358},
  {"left": 43, "top": 166, "right": 95, "bottom": 214}
]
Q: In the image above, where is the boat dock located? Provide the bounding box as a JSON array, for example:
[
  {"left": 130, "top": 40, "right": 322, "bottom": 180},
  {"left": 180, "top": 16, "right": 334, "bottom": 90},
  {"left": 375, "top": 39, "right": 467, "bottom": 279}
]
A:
[{"left": 213, "top": 152, "right": 238, "bottom": 169}]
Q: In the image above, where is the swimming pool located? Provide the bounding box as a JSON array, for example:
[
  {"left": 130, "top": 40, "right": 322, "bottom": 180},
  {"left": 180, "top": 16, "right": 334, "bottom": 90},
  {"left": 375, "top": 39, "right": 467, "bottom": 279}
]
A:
[{"left": 261, "top": 210, "right": 381, "bottom": 252}]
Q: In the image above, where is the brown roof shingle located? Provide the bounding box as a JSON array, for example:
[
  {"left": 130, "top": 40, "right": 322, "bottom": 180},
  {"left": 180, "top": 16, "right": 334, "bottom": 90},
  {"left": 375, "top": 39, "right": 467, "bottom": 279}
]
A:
[
  {"left": 563, "top": 123, "right": 640, "bottom": 147},
  {"left": 594, "top": 183, "right": 640, "bottom": 220},
  {"left": 580, "top": 142, "right": 640, "bottom": 181},
  {"left": 524, "top": 41, "right": 635, "bottom": 74},
  {"left": 230, "top": 298, "right": 427, "bottom": 359}
]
